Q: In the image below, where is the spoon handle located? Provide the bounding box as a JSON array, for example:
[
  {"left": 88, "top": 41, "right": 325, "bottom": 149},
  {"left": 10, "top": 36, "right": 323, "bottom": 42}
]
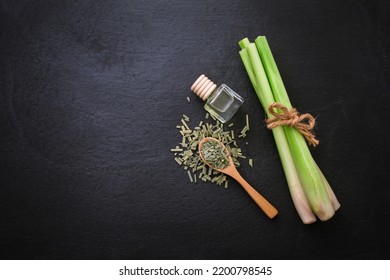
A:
[{"left": 232, "top": 173, "right": 278, "bottom": 219}]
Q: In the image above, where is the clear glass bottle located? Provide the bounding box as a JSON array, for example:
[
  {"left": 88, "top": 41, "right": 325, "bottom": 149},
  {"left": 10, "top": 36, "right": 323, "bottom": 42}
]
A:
[{"left": 191, "top": 74, "right": 244, "bottom": 123}]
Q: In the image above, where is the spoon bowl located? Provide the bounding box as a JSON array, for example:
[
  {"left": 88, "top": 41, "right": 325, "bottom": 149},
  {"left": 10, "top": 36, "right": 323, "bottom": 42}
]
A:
[{"left": 198, "top": 137, "right": 278, "bottom": 219}]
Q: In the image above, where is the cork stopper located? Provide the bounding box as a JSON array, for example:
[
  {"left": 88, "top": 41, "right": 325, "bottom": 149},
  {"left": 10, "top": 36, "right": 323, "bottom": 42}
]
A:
[{"left": 191, "top": 74, "right": 217, "bottom": 101}]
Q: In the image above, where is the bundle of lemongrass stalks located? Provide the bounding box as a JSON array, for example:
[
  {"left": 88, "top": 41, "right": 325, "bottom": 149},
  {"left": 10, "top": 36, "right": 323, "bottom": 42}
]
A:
[{"left": 238, "top": 36, "right": 340, "bottom": 224}]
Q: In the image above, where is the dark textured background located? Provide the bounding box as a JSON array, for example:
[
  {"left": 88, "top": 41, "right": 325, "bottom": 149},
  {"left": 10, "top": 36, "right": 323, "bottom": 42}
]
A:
[{"left": 1, "top": 0, "right": 389, "bottom": 259}]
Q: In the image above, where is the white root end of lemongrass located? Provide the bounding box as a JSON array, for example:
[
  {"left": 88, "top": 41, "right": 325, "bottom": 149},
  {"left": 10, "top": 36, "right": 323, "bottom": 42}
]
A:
[
  {"left": 309, "top": 184, "right": 336, "bottom": 222},
  {"left": 288, "top": 180, "right": 317, "bottom": 224},
  {"left": 324, "top": 182, "right": 341, "bottom": 211},
  {"left": 311, "top": 184, "right": 336, "bottom": 221},
  {"left": 292, "top": 193, "right": 317, "bottom": 224},
  {"left": 316, "top": 203, "right": 336, "bottom": 222},
  {"left": 315, "top": 162, "right": 341, "bottom": 211}
]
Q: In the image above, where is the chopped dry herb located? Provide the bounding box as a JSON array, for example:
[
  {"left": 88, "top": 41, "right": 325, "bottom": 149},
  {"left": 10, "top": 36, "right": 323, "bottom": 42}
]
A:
[{"left": 171, "top": 113, "right": 250, "bottom": 187}]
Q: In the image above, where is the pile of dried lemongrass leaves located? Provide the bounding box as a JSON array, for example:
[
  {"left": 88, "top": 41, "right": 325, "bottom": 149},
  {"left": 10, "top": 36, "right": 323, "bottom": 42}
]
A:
[{"left": 171, "top": 113, "right": 252, "bottom": 188}]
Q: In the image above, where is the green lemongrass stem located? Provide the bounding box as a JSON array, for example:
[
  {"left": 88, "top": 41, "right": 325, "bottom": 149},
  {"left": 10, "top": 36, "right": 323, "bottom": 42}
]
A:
[
  {"left": 239, "top": 38, "right": 258, "bottom": 88},
  {"left": 255, "top": 36, "right": 337, "bottom": 220},
  {"left": 239, "top": 39, "right": 316, "bottom": 224}
]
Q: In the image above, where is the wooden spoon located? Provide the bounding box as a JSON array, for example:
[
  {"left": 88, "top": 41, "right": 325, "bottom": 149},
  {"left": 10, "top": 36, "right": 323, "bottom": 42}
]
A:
[{"left": 198, "top": 137, "right": 278, "bottom": 219}]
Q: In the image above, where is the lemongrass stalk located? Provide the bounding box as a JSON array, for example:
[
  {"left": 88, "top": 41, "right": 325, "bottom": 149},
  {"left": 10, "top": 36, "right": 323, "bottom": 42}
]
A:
[
  {"left": 315, "top": 162, "right": 341, "bottom": 211},
  {"left": 255, "top": 36, "right": 337, "bottom": 220},
  {"left": 239, "top": 39, "right": 316, "bottom": 224}
]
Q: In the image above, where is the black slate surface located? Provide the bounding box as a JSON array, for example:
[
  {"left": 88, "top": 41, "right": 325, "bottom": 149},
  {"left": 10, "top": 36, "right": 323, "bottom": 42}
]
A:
[{"left": 1, "top": 0, "right": 389, "bottom": 259}]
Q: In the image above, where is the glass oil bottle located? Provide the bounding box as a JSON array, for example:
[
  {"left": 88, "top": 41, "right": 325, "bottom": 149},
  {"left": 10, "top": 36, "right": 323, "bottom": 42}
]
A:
[{"left": 191, "top": 74, "right": 244, "bottom": 123}]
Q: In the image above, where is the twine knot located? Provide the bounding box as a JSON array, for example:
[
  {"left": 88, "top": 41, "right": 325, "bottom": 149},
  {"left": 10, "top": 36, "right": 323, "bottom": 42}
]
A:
[{"left": 266, "top": 102, "right": 319, "bottom": 147}]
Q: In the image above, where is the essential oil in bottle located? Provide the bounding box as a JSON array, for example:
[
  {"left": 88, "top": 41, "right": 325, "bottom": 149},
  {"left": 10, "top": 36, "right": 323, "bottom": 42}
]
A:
[{"left": 191, "top": 74, "right": 244, "bottom": 123}]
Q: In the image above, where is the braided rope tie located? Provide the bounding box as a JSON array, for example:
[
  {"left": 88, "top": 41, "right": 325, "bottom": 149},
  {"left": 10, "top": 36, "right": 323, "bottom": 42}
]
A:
[{"left": 266, "top": 102, "right": 319, "bottom": 147}]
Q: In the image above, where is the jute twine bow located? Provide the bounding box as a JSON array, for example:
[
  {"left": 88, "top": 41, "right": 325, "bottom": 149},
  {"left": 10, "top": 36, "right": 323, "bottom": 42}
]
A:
[{"left": 266, "top": 102, "right": 319, "bottom": 147}]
